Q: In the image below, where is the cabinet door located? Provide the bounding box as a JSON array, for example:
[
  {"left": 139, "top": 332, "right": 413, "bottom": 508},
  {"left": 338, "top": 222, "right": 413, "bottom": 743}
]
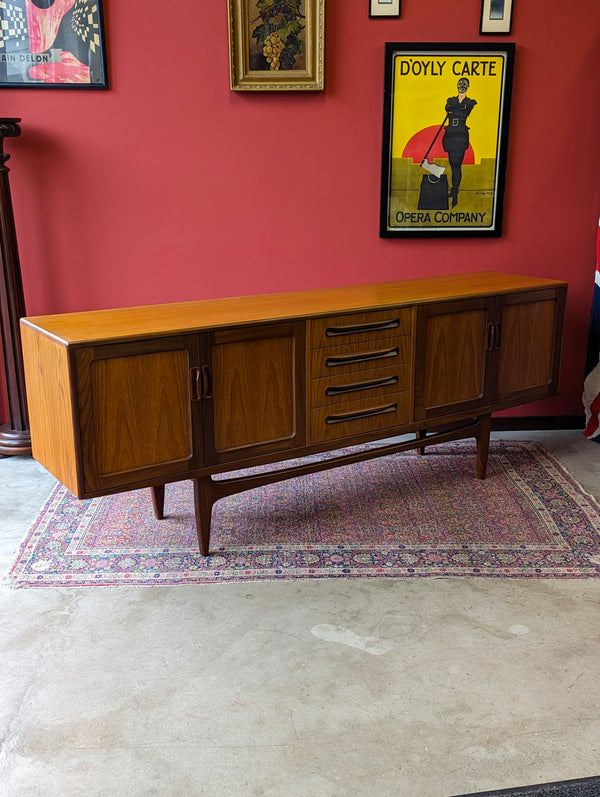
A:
[
  {"left": 414, "top": 298, "right": 492, "bottom": 421},
  {"left": 494, "top": 287, "right": 566, "bottom": 408},
  {"left": 205, "top": 321, "right": 305, "bottom": 464},
  {"left": 74, "top": 335, "right": 203, "bottom": 494}
]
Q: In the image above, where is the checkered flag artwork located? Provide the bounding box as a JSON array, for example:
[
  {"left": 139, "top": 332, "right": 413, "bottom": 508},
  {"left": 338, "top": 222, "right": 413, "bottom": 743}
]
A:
[
  {"left": 0, "top": 0, "right": 105, "bottom": 86},
  {"left": 71, "top": 0, "right": 101, "bottom": 54},
  {"left": 0, "top": 1, "right": 28, "bottom": 51}
]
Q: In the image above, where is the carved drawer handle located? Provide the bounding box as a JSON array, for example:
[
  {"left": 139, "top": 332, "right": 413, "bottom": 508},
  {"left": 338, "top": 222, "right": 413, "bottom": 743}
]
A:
[
  {"left": 325, "top": 375, "right": 399, "bottom": 396},
  {"left": 325, "top": 403, "right": 397, "bottom": 425},
  {"left": 325, "top": 318, "right": 400, "bottom": 337},
  {"left": 325, "top": 347, "right": 399, "bottom": 367}
]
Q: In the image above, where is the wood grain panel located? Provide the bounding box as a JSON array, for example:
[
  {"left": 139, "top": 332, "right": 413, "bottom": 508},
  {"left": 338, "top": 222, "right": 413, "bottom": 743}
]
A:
[
  {"left": 90, "top": 349, "right": 192, "bottom": 476},
  {"left": 21, "top": 272, "right": 566, "bottom": 346},
  {"left": 212, "top": 335, "right": 297, "bottom": 453},
  {"left": 497, "top": 299, "right": 556, "bottom": 393},
  {"left": 20, "top": 325, "right": 80, "bottom": 494},
  {"left": 423, "top": 309, "right": 487, "bottom": 409}
]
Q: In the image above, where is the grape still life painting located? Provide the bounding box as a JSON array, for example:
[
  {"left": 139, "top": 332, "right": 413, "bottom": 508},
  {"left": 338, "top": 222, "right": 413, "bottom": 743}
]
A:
[
  {"left": 250, "top": 0, "right": 307, "bottom": 72},
  {"left": 228, "top": 0, "right": 325, "bottom": 90}
]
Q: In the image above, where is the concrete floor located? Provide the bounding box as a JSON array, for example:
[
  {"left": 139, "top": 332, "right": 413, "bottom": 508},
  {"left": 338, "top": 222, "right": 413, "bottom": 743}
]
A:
[{"left": 1, "top": 431, "right": 600, "bottom": 797}]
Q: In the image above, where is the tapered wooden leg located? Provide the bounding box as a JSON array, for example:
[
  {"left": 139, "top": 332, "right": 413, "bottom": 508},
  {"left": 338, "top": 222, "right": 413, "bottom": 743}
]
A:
[
  {"left": 193, "top": 477, "right": 215, "bottom": 557},
  {"left": 151, "top": 484, "right": 165, "bottom": 519},
  {"left": 416, "top": 429, "right": 427, "bottom": 455},
  {"left": 476, "top": 414, "right": 492, "bottom": 480}
]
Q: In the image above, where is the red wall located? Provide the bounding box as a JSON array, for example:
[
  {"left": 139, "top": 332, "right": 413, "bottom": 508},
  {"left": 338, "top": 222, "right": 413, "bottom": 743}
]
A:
[{"left": 3, "top": 0, "right": 600, "bottom": 420}]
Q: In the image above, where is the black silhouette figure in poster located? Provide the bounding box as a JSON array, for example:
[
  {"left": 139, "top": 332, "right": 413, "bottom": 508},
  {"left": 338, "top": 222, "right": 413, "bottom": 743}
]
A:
[{"left": 442, "top": 78, "right": 477, "bottom": 207}]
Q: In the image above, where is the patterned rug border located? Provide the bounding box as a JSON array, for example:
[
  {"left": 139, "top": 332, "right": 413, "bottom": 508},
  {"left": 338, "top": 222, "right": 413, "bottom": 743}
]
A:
[{"left": 6, "top": 441, "right": 600, "bottom": 587}]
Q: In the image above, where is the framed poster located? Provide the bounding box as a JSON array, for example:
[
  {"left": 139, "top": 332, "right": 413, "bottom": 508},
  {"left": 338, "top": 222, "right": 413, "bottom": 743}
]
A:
[
  {"left": 379, "top": 42, "right": 515, "bottom": 237},
  {"left": 0, "top": 0, "right": 107, "bottom": 88},
  {"left": 227, "top": 0, "right": 324, "bottom": 91},
  {"left": 480, "top": 0, "right": 514, "bottom": 34},
  {"left": 369, "top": 0, "right": 401, "bottom": 18}
]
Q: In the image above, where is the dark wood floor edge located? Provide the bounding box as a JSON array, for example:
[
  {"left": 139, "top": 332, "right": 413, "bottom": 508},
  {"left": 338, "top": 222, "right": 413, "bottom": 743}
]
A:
[
  {"left": 450, "top": 772, "right": 600, "bottom": 796},
  {"left": 491, "top": 415, "right": 585, "bottom": 431}
]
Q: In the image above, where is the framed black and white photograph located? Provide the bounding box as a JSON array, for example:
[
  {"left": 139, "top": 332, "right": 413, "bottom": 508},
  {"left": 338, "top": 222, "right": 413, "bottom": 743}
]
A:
[
  {"left": 0, "top": 0, "right": 107, "bottom": 88},
  {"left": 480, "top": 0, "right": 514, "bottom": 35},
  {"left": 369, "top": 0, "right": 401, "bottom": 19},
  {"left": 379, "top": 42, "right": 515, "bottom": 238}
]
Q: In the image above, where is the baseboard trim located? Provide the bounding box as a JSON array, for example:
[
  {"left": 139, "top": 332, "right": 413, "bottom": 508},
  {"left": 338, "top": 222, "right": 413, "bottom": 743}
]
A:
[{"left": 491, "top": 415, "right": 585, "bottom": 431}]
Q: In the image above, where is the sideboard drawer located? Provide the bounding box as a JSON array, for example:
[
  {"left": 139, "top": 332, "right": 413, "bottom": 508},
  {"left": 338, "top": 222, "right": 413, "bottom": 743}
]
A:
[
  {"left": 310, "top": 363, "right": 411, "bottom": 409},
  {"left": 310, "top": 335, "right": 412, "bottom": 379},
  {"left": 309, "top": 391, "right": 411, "bottom": 444},
  {"left": 309, "top": 308, "right": 413, "bottom": 350}
]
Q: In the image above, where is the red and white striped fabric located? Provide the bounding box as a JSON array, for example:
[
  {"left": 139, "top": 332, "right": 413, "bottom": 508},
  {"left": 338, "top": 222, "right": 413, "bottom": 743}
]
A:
[{"left": 583, "top": 217, "right": 600, "bottom": 442}]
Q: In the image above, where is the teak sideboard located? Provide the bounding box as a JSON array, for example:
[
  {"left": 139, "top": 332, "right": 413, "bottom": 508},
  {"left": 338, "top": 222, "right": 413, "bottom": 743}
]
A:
[{"left": 21, "top": 272, "right": 567, "bottom": 556}]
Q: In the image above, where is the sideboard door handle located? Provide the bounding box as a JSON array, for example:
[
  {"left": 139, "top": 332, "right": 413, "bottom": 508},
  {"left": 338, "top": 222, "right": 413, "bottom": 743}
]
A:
[
  {"left": 493, "top": 322, "right": 502, "bottom": 350},
  {"left": 486, "top": 323, "right": 496, "bottom": 352},
  {"left": 326, "top": 318, "right": 400, "bottom": 337},
  {"left": 201, "top": 365, "right": 213, "bottom": 399},
  {"left": 190, "top": 367, "right": 202, "bottom": 401}
]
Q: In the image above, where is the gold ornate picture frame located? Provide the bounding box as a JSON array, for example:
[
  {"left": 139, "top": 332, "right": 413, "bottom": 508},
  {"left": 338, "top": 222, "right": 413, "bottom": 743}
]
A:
[{"left": 228, "top": 0, "right": 325, "bottom": 91}]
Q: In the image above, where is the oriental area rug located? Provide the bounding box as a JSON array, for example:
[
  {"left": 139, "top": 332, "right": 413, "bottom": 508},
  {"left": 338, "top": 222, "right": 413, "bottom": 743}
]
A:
[{"left": 6, "top": 441, "right": 600, "bottom": 588}]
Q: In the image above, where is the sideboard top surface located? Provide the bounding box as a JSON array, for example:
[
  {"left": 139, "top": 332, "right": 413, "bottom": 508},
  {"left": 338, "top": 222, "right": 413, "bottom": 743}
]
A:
[{"left": 21, "top": 271, "right": 567, "bottom": 347}]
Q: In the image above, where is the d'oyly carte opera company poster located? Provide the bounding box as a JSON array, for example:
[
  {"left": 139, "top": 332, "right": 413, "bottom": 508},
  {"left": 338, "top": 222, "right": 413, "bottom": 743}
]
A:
[{"left": 380, "top": 43, "right": 515, "bottom": 237}]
